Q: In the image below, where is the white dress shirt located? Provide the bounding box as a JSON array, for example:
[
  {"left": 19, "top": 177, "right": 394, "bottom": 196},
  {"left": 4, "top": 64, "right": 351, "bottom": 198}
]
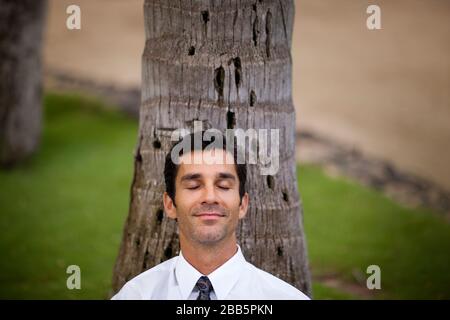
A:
[{"left": 112, "top": 245, "right": 310, "bottom": 300}]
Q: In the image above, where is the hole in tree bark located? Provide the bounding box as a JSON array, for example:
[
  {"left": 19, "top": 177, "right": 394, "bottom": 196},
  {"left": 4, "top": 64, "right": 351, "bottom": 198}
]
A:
[
  {"left": 214, "top": 66, "right": 225, "bottom": 101},
  {"left": 252, "top": 3, "right": 257, "bottom": 11},
  {"left": 156, "top": 209, "right": 164, "bottom": 223},
  {"left": 267, "top": 175, "right": 275, "bottom": 189},
  {"left": 135, "top": 148, "right": 142, "bottom": 162},
  {"left": 153, "top": 140, "right": 161, "bottom": 149},
  {"left": 135, "top": 135, "right": 143, "bottom": 162},
  {"left": 250, "top": 90, "right": 257, "bottom": 106},
  {"left": 227, "top": 111, "right": 236, "bottom": 129},
  {"left": 252, "top": 15, "right": 260, "bottom": 46},
  {"left": 265, "top": 10, "right": 272, "bottom": 58},
  {"left": 143, "top": 248, "right": 150, "bottom": 269},
  {"left": 188, "top": 46, "right": 195, "bottom": 55},
  {"left": 201, "top": 10, "right": 209, "bottom": 24},
  {"left": 164, "top": 244, "right": 173, "bottom": 258},
  {"left": 233, "top": 57, "right": 242, "bottom": 89},
  {"left": 282, "top": 190, "right": 289, "bottom": 203},
  {"left": 277, "top": 246, "right": 283, "bottom": 256}
]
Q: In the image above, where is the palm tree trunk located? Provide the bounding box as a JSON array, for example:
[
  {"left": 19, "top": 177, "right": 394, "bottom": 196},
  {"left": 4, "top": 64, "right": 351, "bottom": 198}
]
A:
[
  {"left": 112, "top": 0, "right": 311, "bottom": 297},
  {"left": 0, "top": 0, "right": 47, "bottom": 166}
]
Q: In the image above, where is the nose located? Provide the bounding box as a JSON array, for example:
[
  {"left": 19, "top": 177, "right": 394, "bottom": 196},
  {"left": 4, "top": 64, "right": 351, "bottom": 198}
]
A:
[{"left": 201, "top": 183, "right": 219, "bottom": 205}]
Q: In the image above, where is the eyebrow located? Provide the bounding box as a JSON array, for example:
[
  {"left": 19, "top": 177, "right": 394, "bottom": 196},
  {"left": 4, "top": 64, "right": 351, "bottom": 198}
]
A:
[
  {"left": 180, "top": 173, "right": 202, "bottom": 183},
  {"left": 179, "top": 172, "right": 236, "bottom": 183},
  {"left": 217, "top": 172, "right": 236, "bottom": 181}
]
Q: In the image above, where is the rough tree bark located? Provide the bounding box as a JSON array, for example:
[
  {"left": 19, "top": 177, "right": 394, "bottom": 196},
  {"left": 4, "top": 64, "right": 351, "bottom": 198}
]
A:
[
  {"left": 0, "top": 0, "right": 47, "bottom": 167},
  {"left": 112, "top": 0, "right": 311, "bottom": 296}
]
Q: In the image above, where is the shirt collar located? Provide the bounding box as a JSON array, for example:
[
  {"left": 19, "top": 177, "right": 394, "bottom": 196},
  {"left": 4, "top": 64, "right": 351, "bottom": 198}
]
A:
[{"left": 174, "top": 245, "right": 247, "bottom": 300}]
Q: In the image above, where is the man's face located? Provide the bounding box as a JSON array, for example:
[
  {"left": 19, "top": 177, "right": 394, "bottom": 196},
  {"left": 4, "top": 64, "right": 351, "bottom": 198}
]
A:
[{"left": 163, "top": 149, "right": 249, "bottom": 246}]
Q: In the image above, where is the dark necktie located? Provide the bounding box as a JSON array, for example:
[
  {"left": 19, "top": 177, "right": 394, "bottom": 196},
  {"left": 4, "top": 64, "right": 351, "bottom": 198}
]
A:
[{"left": 195, "top": 276, "right": 213, "bottom": 300}]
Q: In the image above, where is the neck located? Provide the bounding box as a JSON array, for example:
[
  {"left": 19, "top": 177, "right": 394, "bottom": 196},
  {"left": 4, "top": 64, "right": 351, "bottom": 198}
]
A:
[{"left": 179, "top": 235, "right": 238, "bottom": 275}]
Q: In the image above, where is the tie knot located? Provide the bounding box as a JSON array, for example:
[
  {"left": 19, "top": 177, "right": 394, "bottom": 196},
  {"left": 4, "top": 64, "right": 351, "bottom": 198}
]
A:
[{"left": 195, "top": 276, "right": 213, "bottom": 300}]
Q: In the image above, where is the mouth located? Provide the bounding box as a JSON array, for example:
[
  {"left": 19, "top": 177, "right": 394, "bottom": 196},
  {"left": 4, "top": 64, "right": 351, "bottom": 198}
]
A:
[{"left": 193, "top": 212, "right": 226, "bottom": 220}]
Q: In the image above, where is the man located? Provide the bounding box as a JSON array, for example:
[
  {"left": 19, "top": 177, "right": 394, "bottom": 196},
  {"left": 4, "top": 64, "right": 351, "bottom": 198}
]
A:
[{"left": 112, "top": 131, "right": 310, "bottom": 300}]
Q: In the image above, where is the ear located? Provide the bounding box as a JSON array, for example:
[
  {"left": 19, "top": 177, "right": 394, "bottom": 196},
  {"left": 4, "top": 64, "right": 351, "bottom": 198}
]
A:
[
  {"left": 238, "top": 192, "right": 249, "bottom": 220},
  {"left": 163, "top": 192, "right": 177, "bottom": 220}
]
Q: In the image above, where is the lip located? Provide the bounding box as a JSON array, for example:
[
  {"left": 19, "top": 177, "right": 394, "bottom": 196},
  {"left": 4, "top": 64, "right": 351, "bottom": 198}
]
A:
[{"left": 193, "top": 212, "right": 225, "bottom": 219}]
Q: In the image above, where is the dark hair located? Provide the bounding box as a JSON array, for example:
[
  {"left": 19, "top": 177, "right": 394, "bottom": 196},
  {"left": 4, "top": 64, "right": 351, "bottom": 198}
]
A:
[{"left": 164, "top": 130, "right": 247, "bottom": 206}]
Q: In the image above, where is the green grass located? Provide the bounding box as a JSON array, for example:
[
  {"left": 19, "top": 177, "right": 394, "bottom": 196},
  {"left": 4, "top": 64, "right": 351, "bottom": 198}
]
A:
[
  {"left": 0, "top": 92, "right": 449, "bottom": 299},
  {"left": 311, "top": 282, "right": 360, "bottom": 300},
  {"left": 0, "top": 93, "right": 137, "bottom": 299},
  {"left": 299, "top": 165, "right": 450, "bottom": 299}
]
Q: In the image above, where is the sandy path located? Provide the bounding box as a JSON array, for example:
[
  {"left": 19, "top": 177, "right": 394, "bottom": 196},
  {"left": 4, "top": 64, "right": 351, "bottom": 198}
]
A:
[{"left": 293, "top": 0, "right": 450, "bottom": 190}]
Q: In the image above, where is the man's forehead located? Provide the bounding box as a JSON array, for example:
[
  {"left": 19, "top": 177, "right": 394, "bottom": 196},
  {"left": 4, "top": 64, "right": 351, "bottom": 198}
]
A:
[
  {"left": 178, "top": 149, "right": 235, "bottom": 165},
  {"left": 177, "top": 150, "right": 237, "bottom": 178}
]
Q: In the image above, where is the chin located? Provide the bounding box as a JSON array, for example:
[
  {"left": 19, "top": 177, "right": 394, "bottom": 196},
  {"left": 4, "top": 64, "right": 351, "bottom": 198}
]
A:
[{"left": 194, "top": 230, "right": 226, "bottom": 245}]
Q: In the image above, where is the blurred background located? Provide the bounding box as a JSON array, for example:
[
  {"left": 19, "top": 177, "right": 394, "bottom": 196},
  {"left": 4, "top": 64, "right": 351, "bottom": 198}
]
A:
[{"left": 0, "top": 0, "right": 449, "bottom": 299}]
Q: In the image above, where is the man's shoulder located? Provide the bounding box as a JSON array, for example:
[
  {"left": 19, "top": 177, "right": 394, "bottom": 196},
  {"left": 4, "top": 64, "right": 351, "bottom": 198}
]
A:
[
  {"left": 111, "top": 256, "right": 178, "bottom": 300},
  {"left": 131, "top": 256, "right": 176, "bottom": 282},
  {"left": 245, "top": 262, "right": 310, "bottom": 300}
]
